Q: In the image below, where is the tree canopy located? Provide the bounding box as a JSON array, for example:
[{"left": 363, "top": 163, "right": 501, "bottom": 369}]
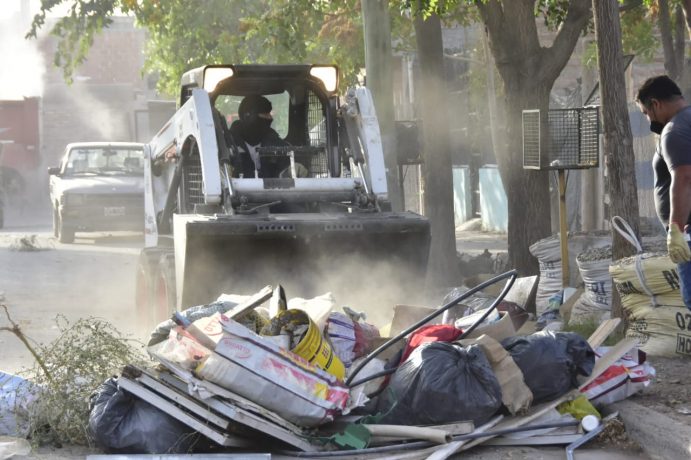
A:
[{"left": 28, "top": 0, "right": 366, "bottom": 96}]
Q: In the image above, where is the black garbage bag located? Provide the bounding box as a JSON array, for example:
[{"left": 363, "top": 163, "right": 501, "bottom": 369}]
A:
[
  {"left": 377, "top": 342, "right": 503, "bottom": 426},
  {"left": 88, "top": 377, "right": 198, "bottom": 454},
  {"left": 501, "top": 331, "right": 595, "bottom": 404}
]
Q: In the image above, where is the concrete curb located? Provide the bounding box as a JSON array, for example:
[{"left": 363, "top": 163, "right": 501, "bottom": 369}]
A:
[{"left": 610, "top": 400, "right": 691, "bottom": 460}]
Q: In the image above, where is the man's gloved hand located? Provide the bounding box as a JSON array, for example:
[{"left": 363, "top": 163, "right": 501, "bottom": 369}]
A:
[{"left": 667, "top": 223, "right": 691, "bottom": 264}]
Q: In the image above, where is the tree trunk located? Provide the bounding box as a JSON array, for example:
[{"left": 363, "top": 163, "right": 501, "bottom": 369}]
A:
[
  {"left": 500, "top": 83, "right": 553, "bottom": 276},
  {"left": 680, "top": 0, "right": 691, "bottom": 38},
  {"left": 413, "top": 12, "right": 460, "bottom": 288},
  {"left": 660, "top": 0, "right": 680, "bottom": 81},
  {"left": 659, "top": 0, "right": 685, "bottom": 82},
  {"left": 592, "top": 0, "right": 641, "bottom": 320},
  {"left": 675, "top": 5, "right": 686, "bottom": 82},
  {"left": 476, "top": 0, "right": 591, "bottom": 277}
]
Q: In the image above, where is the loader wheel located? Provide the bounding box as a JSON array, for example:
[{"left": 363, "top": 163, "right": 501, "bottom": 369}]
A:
[
  {"left": 55, "top": 211, "right": 75, "bottom": 243},
  {"left": 154, "top": 252, "right": 177, "bottom": 326},
  {"left": 134, "top": 248, "right": 165, "bottom": 339}
]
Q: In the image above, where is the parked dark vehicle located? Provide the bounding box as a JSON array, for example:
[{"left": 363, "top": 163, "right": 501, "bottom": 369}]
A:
[{"left": 48, "top": 142, "right": 145, "bottom": 243}]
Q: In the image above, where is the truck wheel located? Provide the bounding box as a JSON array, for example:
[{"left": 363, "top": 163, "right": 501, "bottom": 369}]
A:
[
  {"left": 135, "top": 248, "right": 164, "bottom": 338},
  {"left": 154, "top": 252, "right": 177, "bottom": 326},
  {"left": 56, "top": 211, "right": 75, "bottom": 243}
]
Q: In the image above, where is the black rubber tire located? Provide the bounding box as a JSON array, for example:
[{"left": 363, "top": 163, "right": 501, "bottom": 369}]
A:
[
  {"left": 153, "top": 252, "right": 177, "bottom": 327},
  {"left": 56, "top": 211, "right": 75, "bottom": 243},
  {"left": 134, "top": 248, "right": 165, "bottom": 339}
]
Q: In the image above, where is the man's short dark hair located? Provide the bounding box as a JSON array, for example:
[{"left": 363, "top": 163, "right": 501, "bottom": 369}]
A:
[{"left": 636, "top": 75, "right": 682, "bottom": 106}]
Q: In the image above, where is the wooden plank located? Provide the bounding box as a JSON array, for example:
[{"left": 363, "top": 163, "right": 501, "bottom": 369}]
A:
[
  {"left": 206, "top": 397, "right": 320, "bottom": 452},
  {"left": 586, "top": 318, "right": 622, "bottom": 349},
  {"left": 117, "top": 378, "right": 251, "bottom": 448},
  {"left": 226, "top": 286, "right": 273, "bottom": 320},
  {"left": 483, "top": 434, "right": 582, "bottom": 446},
  {"left": 152, "top": 367, "right": 306, "bottom": 435},
  {"left": 145, "top": 368, "right": 319, "bottom": 452},
  {"left": 578, "top": 337, "right": 638, "bottom": 389},
  {"left": 135, "top": 372, "right": 230, "bottom": 430}
]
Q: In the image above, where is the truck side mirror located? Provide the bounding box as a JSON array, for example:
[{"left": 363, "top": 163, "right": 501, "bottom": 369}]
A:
[{"left": 47, "top": 166, "right": 60, "bottom": 176}]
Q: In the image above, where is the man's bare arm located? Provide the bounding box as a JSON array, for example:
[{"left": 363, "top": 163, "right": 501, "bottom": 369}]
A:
[{"left": 669, "top": 164, "right": 691, "bottom": 228}]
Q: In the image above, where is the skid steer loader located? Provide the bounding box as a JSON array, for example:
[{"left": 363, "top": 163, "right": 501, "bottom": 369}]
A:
[{"left": 135, "top": 64, "right": 431, "bottom": 330}]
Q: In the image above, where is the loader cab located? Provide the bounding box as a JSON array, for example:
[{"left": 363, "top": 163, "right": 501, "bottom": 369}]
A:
[{"left": 181, "top": 65, "right": 341, "bottom": 178}]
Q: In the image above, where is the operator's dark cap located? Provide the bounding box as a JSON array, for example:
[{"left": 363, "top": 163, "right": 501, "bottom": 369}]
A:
[{"left": 239, "top": 95, "right": 272, "bottom": 120}]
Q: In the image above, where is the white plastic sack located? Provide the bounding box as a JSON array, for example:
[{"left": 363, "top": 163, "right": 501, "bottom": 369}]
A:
[
  {"left": 570, "top": 252, "right": 613, "bottom": 324},
  {"left": 0, "top": 372, "right": 38, "bottom": 437},
  {"left": 530, "top": 233, "right": 611, "bottom": 314},
  {"left": 580, "top": 345, "right": 655, "bottom": 406},
  {"left": 288, "top": 292, "right": 336, "bottom": 331}
]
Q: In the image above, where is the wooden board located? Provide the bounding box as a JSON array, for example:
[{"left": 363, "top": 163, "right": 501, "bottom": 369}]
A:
[
  {"left": 586, "top": 318, "right": 622, "bottom": 349},
  {"left": 141, "top": 368, "right": 319, "bottom": 452},
  {"left": 483, "top": 433, "right": 582, "bottom": 446},
  {"left": 118, "top": 377, "right": 251, "bottom": 448},
  {"left": 135, "top": 372, "right": 230, "bottom": 429},
  {"left": 152, "top": 359, "right": 306, "bottom": 435}
]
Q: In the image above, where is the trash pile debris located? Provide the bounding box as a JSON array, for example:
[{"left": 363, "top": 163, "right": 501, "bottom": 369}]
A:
[
  {"left": 0, "top": 271, "right": 655, "bottom": 459},
  {"left": 0, "top": 271, "right": 657, "bottom": 458}
]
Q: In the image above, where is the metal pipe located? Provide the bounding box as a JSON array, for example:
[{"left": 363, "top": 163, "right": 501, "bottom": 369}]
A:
[{"left": 345, "top": 269, "right": 518, "bottom": 387}]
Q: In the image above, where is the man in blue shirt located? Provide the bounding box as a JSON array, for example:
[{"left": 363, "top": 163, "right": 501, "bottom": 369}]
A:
[{"left": 636, "top": 75, "right": 691, "bottom": 310}]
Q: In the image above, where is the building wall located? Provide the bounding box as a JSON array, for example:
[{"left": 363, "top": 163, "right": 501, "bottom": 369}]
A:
[{"left": 39, "top": 17, "right": 153, "bottom": 169}]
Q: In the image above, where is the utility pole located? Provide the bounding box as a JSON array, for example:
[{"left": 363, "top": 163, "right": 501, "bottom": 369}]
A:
[{"left": 362, "top": 0, "right": 402, "bottom": 211}]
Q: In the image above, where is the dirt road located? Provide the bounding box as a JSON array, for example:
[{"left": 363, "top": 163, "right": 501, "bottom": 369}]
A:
[{"left": 0, "top": 204, "right": 144, "bottom": 375}]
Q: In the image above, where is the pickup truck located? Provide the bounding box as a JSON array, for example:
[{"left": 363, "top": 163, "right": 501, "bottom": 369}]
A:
[{"left": 48, "top": 142, "right": 145, "bottom": 243}]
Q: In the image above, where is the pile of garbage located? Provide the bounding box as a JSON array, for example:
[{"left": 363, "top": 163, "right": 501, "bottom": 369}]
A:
[{"left": 1, "top": 273, "right": 655, "bottom": 458}]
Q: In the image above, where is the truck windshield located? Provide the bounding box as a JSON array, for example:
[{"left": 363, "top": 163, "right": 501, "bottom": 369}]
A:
[{"left": 65, "top": 147, "right": 144, "bottom": 176}]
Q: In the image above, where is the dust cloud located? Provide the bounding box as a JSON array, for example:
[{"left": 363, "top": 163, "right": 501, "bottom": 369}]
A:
[
  {"left": 0, "top": 3, "right": 45, "bottom": 100},
  {"left": 188, "top": 243, "right": 439, "bottom": 331}
]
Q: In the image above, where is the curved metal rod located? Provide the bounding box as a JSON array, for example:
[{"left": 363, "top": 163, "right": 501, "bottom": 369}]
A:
[{"left": 345, "top": 269, "right": 518, "bottom": 387}]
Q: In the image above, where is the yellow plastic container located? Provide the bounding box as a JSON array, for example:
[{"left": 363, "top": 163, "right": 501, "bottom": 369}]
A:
[{"left": 291, "top": 310, "right": 345, "bottom": 380}]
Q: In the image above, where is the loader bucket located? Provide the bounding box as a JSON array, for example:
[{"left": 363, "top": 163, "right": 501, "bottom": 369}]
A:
[{"left": 173, "top": 212, "right": 430, "bottom": 322}]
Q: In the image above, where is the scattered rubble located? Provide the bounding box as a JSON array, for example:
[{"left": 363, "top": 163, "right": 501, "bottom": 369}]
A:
[{"left": 8, "top": 235, "right": 52, "bottom": 252}]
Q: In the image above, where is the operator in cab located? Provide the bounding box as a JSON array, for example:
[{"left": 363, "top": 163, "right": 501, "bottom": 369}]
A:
[{"left": 227, "top": 95, "right": 290, "bottom": 178}]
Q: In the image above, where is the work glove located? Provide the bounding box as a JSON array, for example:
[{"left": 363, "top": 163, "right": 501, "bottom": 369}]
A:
[{"left": 667, "top": 223, "right": 691, "bottom": 264}]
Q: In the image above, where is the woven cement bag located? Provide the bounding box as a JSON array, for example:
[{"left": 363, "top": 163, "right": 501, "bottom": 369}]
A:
[
  {"left": 570, "top": 247, "right": 613, "bottom": 324},
  {"left": 627, "top": 306, "right": 691, "bottom": 357},
  {"left": 530, "top": 233, "right": 610, "bottom": 315},
  {"left": 620, "top": 293, "right": 685, "bottom": 315},
  {"left": 610, "top": 252, "right": 683, "bottom": 317},
  {"left": 609, "top": 217, "right": 689, "bottom": 356},
  {"left": 530, "top": 236, "right": 563, "bottom": 314}
]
